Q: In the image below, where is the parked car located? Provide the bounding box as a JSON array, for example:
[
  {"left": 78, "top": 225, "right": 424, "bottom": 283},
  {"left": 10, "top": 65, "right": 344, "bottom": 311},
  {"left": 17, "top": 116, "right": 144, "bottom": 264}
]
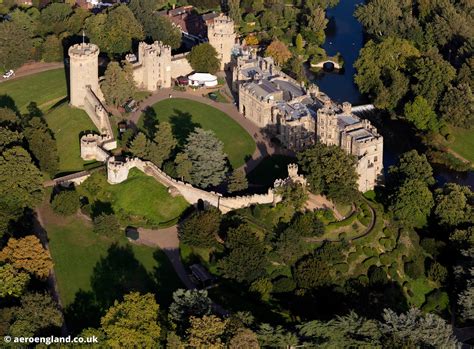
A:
[
  {"left": 2, "top": 70, "right": 14, "bottom": 79},
  {"left": 123, "top": 99, "right": 138, "bottom": 113}
]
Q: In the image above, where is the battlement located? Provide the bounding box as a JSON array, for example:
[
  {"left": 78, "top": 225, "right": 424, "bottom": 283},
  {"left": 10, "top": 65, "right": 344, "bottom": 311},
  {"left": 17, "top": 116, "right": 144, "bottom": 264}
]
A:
[{"left": 68, "top": 43, "right": 100, "bottom": 58}]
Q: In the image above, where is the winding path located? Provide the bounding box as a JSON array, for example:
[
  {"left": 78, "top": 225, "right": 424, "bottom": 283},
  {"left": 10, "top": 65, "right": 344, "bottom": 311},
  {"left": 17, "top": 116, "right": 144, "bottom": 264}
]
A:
[
  {"left": 0, "top": 62, "right": 64, "bottom": 83},
  {"left": 129, "top": 88, "right": 293, "bottom": 174}
]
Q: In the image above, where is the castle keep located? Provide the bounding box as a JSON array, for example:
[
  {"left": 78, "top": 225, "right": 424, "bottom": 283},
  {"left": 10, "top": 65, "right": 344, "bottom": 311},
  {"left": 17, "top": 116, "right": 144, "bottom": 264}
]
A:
[{"left": 233, "top": 53, "right": 383, "bottom": 192}]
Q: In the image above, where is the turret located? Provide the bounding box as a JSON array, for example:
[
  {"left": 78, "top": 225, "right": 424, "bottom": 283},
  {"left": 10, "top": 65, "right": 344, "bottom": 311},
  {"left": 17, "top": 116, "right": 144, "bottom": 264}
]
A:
[{"left": 207, "top": 14, "right": 236, "bottom": 70}]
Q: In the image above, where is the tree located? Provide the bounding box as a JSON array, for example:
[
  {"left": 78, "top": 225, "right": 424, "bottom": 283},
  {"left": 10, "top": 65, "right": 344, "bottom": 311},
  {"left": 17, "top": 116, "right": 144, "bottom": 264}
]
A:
[
  {"left": 129, "top": 132, "right": 150, "bottom": 159},
  {"left": 354, "top": 38, "right": 420, "bottom": 110},
  {"left": 187, "top": 315, "right": 228, "bottom": 349},
  {"left": 355, "top": 0, "right": 402, "bottom": 37},
  {"left": 227, "top": 169, "right": 248, "bottom": 193},
  {"left": 0, "top": 128, "right": 22, "bottom": 152},
  {"left": 381, "top": 308, "right": 457, "bottom": 348},
  {"left": 86, "top": 5, "right": 144, "bottom": 56},
  {"left": 66, "top": 8, "right": 91, "bottom": 35},
  {"left": 24, "top": 116, "right": 59, "bottom": 176},
  {"left": 102, "top": 61, "right": 136, "bottom": 107},
  {"left": 187, "top": 43, "right": 221, "bottom": 74},
  {"left": 298, "top": 311, "right": 382, "bottom": 347},
  {"left": 458, "top": 268, "right": 474, "bottom": 322},
  {"left": 175, "top": 152, "right": 192, "bottom": 182},
  {"left": 51, "top": 190, "right": 80, "bottom": 216},
  {"left": 228, "top": 0, "right": 241, "bottom": 24},
  {"left": 0, "top": 21, "right": 32, "bottom": 71},
  {"left": 389, "top": 179, "right": 434, "bottom": 228},
  {"left": 440, "top": 83, "right": 474, "bottom": 128},
  {"left": 0, "top": 147, "right": 43, "bottom": 235},
  {"left": 178, "top": 208, "right": 221, "bottom": 248},
  {"left": 303, "top": 6, "right": 328, "bottom": 45},
  {"left": 229, "top": 328, "right": 260, "bottom": 349},
  {"left": 129, "top": 0, "right": 182, "bottom": 49},
  {"left": 297, "top": 143, "right": 358, "bottom": 204},
  {"left": 101, "top": 292, "right": 160, "bottom": 348},
  {"left": 148, "top": 122, "right": 177, "bottom": 168},
  {"left": 184, "top": 128, "right": 228, "bottom": 188},
  {"left": 257, "top": 323, "right": 299, "bottom": 348},
  {"left": 218, "top": 225, "right": 267, "bottom": 283},
  {"left": 411, "top": 54, "right": 456, "bottom": 106},
  {"left": 0, "top": 264, "right": 29, "bottom": 298},
  {"left": 295, "top": 33, "right": 304, "bottom": 54},
  {"left": 427, "top": 261, "right": 447, "bottom": 284},
  {"left": 38, "top": 2, "right": 72, "bottom": 35},
  {"left": 265, "top": 40, "right": 292, "bottom": 66},
  {"left": 169, "top": 289, "right": 212, "bottom": 329},
  {"left": 93, "top": 214, "right": 121, "bottom": 237},
  {"left": 388, "top": 150, "right": 435, "bottom": 187},
  {"left": 41, "top": 35, "right": 63, "bottom": 62},
  {"left": 434, "top": 183, "right": 473, "bottom": 227},
  {"left": 403, "top": 96, "right": 439, "bottom": 132},
  {"left": 7, "top": 292, "right": 63, "bottom": 337},
  {"left": 0, "top": 235, "right": 53, "bottom": 279}
]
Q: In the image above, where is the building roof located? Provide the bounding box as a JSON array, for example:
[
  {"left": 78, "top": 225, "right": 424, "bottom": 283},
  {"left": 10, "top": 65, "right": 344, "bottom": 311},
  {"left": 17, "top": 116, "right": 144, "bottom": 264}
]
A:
[
  {"left": 346, "top": 128, "right": 375, "bottom": 141},
  {"left": 188, "top": 73, "right": 217, "bottom": 83}
]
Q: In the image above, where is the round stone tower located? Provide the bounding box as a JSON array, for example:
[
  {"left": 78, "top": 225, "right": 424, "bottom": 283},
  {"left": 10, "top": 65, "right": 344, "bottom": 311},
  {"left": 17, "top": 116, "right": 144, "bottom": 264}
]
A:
[
  {"left": 207, "top": 14, "right": 236, "bottom": 70},
  {"left": 68, "top": 43, "right": 100, "bottom": 108}
]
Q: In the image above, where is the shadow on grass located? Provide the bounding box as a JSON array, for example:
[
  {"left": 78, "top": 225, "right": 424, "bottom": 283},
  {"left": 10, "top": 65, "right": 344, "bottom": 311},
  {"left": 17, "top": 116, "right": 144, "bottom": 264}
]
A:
[
  {"left": 65, "top": 243, "right": 183, "bottom": 334},
  {"left": 169, "top": 109, "right": 201, "bottom": 146},
  {"left": 142, "top": 106, "right": 158, "bottom": 138}
]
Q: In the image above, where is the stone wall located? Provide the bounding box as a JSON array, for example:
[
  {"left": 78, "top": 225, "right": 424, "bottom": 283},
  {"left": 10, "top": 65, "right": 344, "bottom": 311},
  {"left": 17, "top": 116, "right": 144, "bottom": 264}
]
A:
[
  {"left": 170, "top": 54, "right": 193, "bottom": 78},
  {"left": 106, "top": 156, "right": 284, "bottom": 213}
]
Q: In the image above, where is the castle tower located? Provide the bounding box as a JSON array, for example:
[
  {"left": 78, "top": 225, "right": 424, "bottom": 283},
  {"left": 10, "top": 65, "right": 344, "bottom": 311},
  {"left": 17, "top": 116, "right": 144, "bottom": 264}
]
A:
[
  {"left": 135, "top": 41, "right": 172, "bottom": 90},
  {"left": 68, "top": 43, "right": 100, "bottom": 108},
  {"left": 207, "top": 14, "right": 236, "bottom": 70}
]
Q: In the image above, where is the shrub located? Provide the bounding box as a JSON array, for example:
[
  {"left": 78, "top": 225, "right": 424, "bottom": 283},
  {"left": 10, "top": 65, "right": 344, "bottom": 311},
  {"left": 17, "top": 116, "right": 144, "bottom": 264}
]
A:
[
  {"left": 362, "top": 256, "right": 378, "bottom": 268},
  {"left": 338, "top": 232, "right": 347, "bottom": 241},
  {"left": 379, "top": 253, "right": 392, "bottom": 266},
  {"left": 439, "top": 125, "right": 450, "bottom": 137},
  {"left": 368, "top": 265, "right": 388, "bottom": 285},
  {"left": 422, "top": 289, "right": 449, "bottom": 314},
  {"left": 272, "top": 277, "right": 296, "bottom": 293},
  {"left": 362, "top": 246, "right": 377, "bottom": 257},
  {"left": 347, "top": 252, "right": 359, "bottom": 263},
  {"left": 52, "top": 190, "right": 80, "bottom": 216},
  {"left": 427, "top": 261, "right": 448, "bottom": 284},
  {"left": 388, "top": 264, "right": 399, "bottom": 279},
  {"left": 334, "top": 263, "right": 349, "bottom": 273},
  {"left": 93, "top": 214, "right": 121, "bottom": 237},
  {"left": 446, "top": 134, "right": 455, "bottom": 142}
]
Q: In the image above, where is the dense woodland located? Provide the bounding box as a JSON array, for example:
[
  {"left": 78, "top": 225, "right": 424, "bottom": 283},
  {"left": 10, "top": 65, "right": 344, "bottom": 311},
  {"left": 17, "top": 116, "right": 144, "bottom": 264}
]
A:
[{"left": 0, "top": 0, "right": 473, "bottom": 347}]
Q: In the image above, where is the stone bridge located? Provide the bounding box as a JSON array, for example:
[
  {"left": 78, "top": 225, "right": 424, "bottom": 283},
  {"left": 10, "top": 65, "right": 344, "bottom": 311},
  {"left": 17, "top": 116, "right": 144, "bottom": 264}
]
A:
[{"left": 311, "top": 60, "right": 342, "bottom": 69}]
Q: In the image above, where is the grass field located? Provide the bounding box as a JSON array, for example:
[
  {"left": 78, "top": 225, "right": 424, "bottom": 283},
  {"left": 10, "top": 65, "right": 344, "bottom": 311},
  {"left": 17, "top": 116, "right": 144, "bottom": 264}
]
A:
[
  {"left": 79, "top": 169, "right": 189, "bottom": 227},
  {"left": 44, "top": 204, "right": 183, "bottom": 332},
  {"left": 141, "top": 98, "right": 255, "bottom": 168},
  {"left": 44, "top": 103, "right": 97, "bottom": 174},
  {"left": 0, "top": 69, "right": 67, "bottom": 112},
  {"left": 449, "top": 127, "right": 474, "bottom": 164}
]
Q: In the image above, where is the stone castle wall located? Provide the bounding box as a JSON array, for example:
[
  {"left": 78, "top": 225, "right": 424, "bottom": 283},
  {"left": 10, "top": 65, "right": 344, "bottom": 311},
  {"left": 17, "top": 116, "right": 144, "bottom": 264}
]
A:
[
  {"left": 106, "top": 156, "right": 283, "bottom": 213},
  {"left": 170, "top": 54, "right": 193, "bottom": 78}
]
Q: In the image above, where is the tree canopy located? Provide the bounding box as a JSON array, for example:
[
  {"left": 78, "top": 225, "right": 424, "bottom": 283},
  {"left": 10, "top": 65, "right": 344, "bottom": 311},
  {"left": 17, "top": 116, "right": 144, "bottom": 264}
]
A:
[{"left": 187, "top": 43, "right": 221, "bottom": 74}]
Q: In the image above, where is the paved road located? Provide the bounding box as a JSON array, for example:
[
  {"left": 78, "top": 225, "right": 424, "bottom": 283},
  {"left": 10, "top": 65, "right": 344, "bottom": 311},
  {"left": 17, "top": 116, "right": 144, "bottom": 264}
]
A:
[
  {"left": 1, "top": 62, "right": 64, "bottom": 83},
  {"left": 129, "top": 88, "right": 294, "bottom": 174},
  {"left": 137, "top": 226, "right": 196, "bottom": 289}
]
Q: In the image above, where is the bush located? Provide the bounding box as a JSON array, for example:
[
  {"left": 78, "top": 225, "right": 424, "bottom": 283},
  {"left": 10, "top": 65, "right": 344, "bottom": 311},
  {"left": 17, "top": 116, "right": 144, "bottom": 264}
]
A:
[
  {"left": 388, "top": 264, "right": 399, "bottom": 279},
  {"left": 347, "top": 252, "right": 359, "bottom": 263},
  {"left": 379, "top": 237, "right": 395, "bottom": 250},
  {"left": 439, "top": 125, "right": 450, "bottom": 137},
  {"left": 338, "top": 232, "right": 347, "bottom": 241},
  {"left": 422, "top": 290, "right": 449, "bottom": 314},
  {"left": 362, "top": 256, "right": 378, "bottom": 268},
  {"left": 362, "top": 246, "right": 377, "bottom": 257},
  {"left": 272, "top": 277, "right": 296, "bottom": 293},
  {"left": 379, "top": 253, "right": 392, "bottom": 266},
  {"left": 52, "top": 190, "right": 80, "bottom": 216},
  {"left": 93, "top": 213, "right": 121, "bottom": 237},
  {"left": 334, "top": 263, "right": 349, "bottom": 273},
  {"left": 446, "top": 134, "right": 455, "bottom": 142},
  {"left": 427, "top": 261, "right": 448, "bottom": 284}
]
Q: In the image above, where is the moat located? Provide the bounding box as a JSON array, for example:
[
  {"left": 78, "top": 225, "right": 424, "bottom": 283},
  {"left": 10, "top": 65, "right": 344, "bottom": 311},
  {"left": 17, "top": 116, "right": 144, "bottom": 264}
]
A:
[{"left": 315, "top": 0, "right": 473, "bottom": 187}]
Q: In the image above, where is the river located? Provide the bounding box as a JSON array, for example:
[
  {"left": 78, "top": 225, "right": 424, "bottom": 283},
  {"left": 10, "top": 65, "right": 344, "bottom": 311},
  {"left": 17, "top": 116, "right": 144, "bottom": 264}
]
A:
[{"left": 310, "top": 0, "right": 473, "bottom": 188}]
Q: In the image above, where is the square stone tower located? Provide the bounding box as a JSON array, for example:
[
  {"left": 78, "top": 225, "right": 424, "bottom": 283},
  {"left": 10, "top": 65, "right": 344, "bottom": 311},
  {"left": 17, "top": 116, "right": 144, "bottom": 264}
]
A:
[
  {"left": 207, "top": 14, "right": 236, "bottom": 70},
  {"left": 68, "top": 43, "right": 100, "bottom": 108},
  {"left": 132, "top": 42, "right": 172, "bottom": 90}
]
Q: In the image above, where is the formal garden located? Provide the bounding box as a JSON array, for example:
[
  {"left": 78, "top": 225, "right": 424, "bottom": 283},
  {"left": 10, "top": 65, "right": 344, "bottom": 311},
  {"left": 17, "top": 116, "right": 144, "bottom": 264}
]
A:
[{"left": 139, "top": 98, "right": 255, "bottom": 169}]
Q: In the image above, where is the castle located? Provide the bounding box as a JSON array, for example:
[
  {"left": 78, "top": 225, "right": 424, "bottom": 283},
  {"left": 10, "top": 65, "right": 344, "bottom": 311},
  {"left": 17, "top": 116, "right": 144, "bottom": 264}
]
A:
[{"left": 233, "top": 54, "right": 384, "bottom": 192}]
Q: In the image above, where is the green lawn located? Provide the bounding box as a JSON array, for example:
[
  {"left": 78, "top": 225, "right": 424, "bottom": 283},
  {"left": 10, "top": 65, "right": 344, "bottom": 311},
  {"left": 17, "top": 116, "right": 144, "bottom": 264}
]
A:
[
  {"left": 45, "top": 208, "right": 183, "bottom": 332},
  {"left": 449, "top": 127, "right": 474, "bottom": 164},
  {"left": 247, "top": 155, "right": 296, "bottom": 186},
  {"left": 79, "top": 169, "right": 189, "bottom": 228},
  {"left": 0, "top": 69, "right": 67, "bottom": 112},
  {"left": 140, "top": 98, "right": 255, "bottom": 168},
  {"left": 44, "top": 103, "right": 97, "bottom": 174}
]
